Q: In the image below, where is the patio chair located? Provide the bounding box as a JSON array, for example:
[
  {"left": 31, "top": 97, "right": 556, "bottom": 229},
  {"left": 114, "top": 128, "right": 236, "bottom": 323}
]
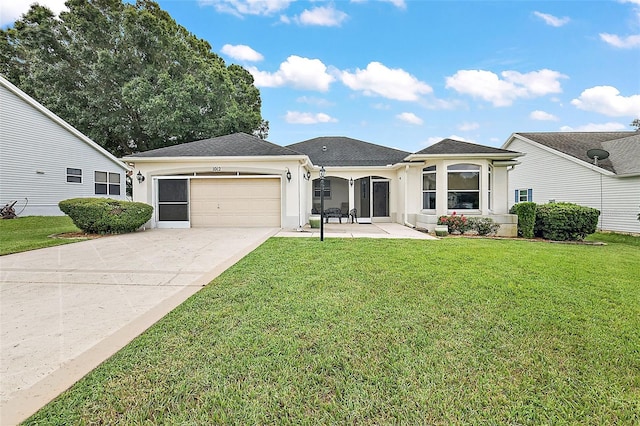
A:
[{"left": 349, "top": 208, "right": 358, "bottom": 223}]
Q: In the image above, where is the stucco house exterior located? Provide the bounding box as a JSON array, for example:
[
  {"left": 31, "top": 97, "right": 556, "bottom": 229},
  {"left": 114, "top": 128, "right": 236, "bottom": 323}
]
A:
[
  {"left": 126, "top": 133, "right": 523, "bottom": 236},
  {"left": 0, "top": 75, "right": 129, "bottom": 216},
  {"left": 502, "top": 132, "right": 640, "bottom": 234}
]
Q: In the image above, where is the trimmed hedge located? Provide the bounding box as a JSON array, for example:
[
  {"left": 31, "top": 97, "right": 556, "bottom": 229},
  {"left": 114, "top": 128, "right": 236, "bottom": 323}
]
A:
[
  {"left": 509, "top": 202, "right": 537, "bottom": 238},
  {"left": 59, "top": 198, "right": 153, "bottom": 234},
  {"left": 534, "top": 202, "right": 599, "bottom": 241}
]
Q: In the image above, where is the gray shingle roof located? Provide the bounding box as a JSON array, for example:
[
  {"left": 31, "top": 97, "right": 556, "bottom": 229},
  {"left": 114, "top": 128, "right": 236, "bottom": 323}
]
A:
[
  {"left": 516, "top": 132, "right": 639, "bottom": 174},
  {"left": 124, "top": 133, "right": 301, "bottom": 158},
  {"left": 286, "top": 136, "right": 410, "bottom": 167},
  {"left": 415, "top": 138, "right": 520, "bottom": 156}
]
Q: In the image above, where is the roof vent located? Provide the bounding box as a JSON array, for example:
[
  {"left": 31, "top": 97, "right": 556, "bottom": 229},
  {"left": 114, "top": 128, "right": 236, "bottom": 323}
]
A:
[{"left": 322, "top": 145, "right": 327, "bottom": 152}]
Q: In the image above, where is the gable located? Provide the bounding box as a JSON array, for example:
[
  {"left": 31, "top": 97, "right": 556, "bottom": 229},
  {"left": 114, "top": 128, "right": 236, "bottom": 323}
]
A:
[{"left": 0, "top": 75, "right": 127, "bottom": 172}]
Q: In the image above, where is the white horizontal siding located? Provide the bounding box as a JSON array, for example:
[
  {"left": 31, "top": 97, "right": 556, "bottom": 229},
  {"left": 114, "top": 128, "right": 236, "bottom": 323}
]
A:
[
  {"left": 0, "top": 83, "right": 127, "bottom": 216},
  {"left": 508, "top": 138, "right": 640, "bottom": 234}
]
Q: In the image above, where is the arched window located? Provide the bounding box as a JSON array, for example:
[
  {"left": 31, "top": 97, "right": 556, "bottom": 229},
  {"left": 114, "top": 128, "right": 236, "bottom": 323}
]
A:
[
  {"left": 422, "top": 166, "right": 436, "bottom": 209},
  {"left": 447, "top": 164, "right": 480, "bottom": 209}
]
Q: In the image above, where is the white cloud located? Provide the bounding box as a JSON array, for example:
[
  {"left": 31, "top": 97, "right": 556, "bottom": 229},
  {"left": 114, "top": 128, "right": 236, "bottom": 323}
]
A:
[
  {"left": 1, "top": 0, "right": 67, "bottom": 26},
  {"left": 445, "top": 69, "right": 567, "bottom": 107},
  {"left": 247, "top": 55, "right": 335, "bottom": 91},
  {"left": 296, "top": 5, "right": 348, "bottom": 26},
  {"left": 530, "top": 110, "right": 559, "bottom": 121},
  {"left": 396, "top": 112, "right": 423, "bottom": 125},
  {"left": 533, "top": 11, "right": 570, "bottom": 27},
  {"left": 220, "top": 44, "right": 263, "bottom": 62},
  {"left": 285, "top": 111, "right": 337, "bottom": 124},
  {"left": 599, "top": 33, "right": 640, "bottom": 48},
  {"left": 340, "top": 62, "right": 433, "bottom": 101},
  {"left": 560, "top": 122, "right": 627, "bottom": 131},
  {"left": 199, "top": 0, "right": 293, "bottom": 17},
  {"left": 571, "top": 86, "right": 640, "bottom": 117},
  {"left": 296, "top": 96, "right": 333, "bottom": 107},
  {"left": 458, "top": 122, "right": 480, "bottom": 131},
  {"left": 351, "top": 0, "right": 407, "bottom": 8}
]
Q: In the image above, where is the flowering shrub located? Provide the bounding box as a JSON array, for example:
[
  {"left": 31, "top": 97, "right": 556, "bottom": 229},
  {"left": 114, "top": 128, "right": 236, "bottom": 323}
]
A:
[{"left": 437, "top": 212, "right": 470, "bottom": 234}]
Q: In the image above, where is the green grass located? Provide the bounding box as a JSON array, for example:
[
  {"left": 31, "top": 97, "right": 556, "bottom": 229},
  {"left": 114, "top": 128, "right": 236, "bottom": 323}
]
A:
[
  {"left": 0, "top": 216, "right": 83, "bottom": 255},
  {"left": 26, "top": 236, "right": 640, "bottom": 425},
  {"left": 587, "top": 231, "right": 640, "bottom": 247}
]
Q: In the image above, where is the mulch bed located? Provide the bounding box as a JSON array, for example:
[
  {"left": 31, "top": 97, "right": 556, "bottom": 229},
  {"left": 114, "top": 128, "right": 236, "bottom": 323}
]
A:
[{"left": 50, "top": 232, "right": 105, "bottom": 239}]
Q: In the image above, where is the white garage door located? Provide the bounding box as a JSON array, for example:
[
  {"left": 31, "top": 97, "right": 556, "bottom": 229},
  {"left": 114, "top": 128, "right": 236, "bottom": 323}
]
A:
[{"left": 190, "top": 178, "right": 281, "bottom": 227}]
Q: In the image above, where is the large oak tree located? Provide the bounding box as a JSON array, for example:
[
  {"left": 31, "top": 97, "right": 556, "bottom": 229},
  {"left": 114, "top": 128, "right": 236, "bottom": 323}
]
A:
[{"left": 1, "top": 0, "right": 268, "bottom": 155}]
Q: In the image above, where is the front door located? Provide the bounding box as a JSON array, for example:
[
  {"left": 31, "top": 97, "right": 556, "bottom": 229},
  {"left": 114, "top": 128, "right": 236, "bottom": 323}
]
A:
[{"left": 372, "top": 180, "right": 389, "bottom": 217}]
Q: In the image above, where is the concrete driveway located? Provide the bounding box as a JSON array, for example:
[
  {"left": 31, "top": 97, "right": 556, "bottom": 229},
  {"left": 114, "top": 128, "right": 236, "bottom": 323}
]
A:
[{"left": 0, "top": 227, "right": 276, "bottom": 425}]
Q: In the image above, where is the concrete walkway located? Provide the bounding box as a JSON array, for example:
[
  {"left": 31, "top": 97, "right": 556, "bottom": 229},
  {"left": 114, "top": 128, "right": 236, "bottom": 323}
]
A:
[
  {"left": 0, "top": 227, "right": 276, "bottom": 425},
  {"left": 276, "top": 222, "right": 438, "bottom": 240}
]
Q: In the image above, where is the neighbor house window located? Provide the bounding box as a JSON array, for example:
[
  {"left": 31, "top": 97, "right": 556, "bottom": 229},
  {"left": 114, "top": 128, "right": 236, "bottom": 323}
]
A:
[
  {"left": 488, "top": 165, "right": 493, "bottom": 211},
  {"left": 313, "top": 179, "right": 331, "bottom": 199},
  {"left": 66, "top": 168, "right": 82, "bottom": 183},
  {"left": 422, "top": 165, "right": 436, "bottom": 209},
  {"left": 447, "top": 163, "right": 480, "bottom": 209},
  {"left": 95, "top": 171, "right": 121, "bottom": 195},
  {"left": 515, "top": 189, "right": 533, "bottom": 203}
]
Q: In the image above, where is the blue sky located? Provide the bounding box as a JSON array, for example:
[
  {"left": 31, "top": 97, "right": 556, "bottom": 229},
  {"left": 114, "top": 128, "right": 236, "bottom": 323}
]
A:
[{"left": 3, "top": 0, "right": 640, "bottom": 152}]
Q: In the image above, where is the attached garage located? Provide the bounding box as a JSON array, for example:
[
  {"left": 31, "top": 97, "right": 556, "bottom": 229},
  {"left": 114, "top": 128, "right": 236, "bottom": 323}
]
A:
[{"left": 190, "top": 177, "right": 281, "bottom": 227}]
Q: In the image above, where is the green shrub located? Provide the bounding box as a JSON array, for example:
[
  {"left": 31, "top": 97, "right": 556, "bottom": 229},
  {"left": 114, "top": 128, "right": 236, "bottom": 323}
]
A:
[
  {"left": 59, "top": 198, "right": 153, "bottom": 234},
  {"left": 534, "top": 202, "right": 600, "bottom": 241},
  {"left": 467, "top": 217, "right": 500, "bottom": 236},
  {"left": 509, "top": 202, "right": 537, "bottom": 238}
]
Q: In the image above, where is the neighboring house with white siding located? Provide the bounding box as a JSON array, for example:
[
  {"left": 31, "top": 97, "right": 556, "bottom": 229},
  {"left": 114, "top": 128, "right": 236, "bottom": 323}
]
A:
[
  {"left": 0, "top": 75, "right": 129, "bottom": 216},
  {"left": 502, "top": 132, "right": 640, "bottom": 234}
]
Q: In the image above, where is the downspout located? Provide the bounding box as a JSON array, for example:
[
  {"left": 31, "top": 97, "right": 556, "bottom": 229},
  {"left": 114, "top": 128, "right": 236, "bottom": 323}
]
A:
[{"left": 404, "top": 164, "right": 415, "bottom": 228}]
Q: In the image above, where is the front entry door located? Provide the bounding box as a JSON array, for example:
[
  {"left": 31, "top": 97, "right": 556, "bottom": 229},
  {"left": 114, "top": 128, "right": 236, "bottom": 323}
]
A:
[{"left": 372, "top": 180, "right": 389, "bottom": 217}]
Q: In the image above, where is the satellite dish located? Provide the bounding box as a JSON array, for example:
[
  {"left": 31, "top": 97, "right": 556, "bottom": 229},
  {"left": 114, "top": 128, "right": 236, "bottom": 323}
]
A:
[{"left": 587, "top": 148, "right": 609, "bottom": 166}]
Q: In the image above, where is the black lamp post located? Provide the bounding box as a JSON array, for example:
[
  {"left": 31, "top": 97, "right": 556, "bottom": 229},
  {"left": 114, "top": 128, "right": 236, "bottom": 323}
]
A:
[{"left": 320, "top": 166, "right": 325, "bottom": 241}]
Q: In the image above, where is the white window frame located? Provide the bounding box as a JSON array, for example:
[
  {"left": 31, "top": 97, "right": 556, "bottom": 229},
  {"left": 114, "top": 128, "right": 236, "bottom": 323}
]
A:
[
  {"left": 313, "top": 179, "right": 331, "bottom": 199},
  {"left": 66, "top": 168, "right": 82, "bottom": 184},
  {"left": 95, "top": 171, "right": 121, "bottom": 196},
  {"left": 447, "top": 163, "right": 480, "bottom": 210},
  {"left": 422, "top": 165, "right": 436, "bottom": 210}
]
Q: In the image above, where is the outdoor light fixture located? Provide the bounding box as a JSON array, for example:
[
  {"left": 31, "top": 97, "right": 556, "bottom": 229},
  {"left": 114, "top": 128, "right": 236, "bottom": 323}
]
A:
[
  {"left": 136, "top": 171, "right": 145, "bottom": 183},
  {"left": 320, "top": 166, "right": 326, "bottom": 242},
  {"left": 349, "top": 177, "right": 354, "bottom": 186},
  {"left": 285, "top": 168, "right": 292, "bottom": 182},
  {"left": 302, "top": 171, "right": 311, "bottom": 180}
]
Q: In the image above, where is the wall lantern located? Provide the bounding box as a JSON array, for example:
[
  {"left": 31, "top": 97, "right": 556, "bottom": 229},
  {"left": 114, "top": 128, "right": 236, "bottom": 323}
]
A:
[
  {"left": 136, "top": 171, "right": 145, "bottom": 183},
  {"left": 302, "top": 171, "right": 311, "bottom": 180},
  {"left": 349, "top": 177, "right": 354, "bottom": 186},
  {"left": 285, "top": 168, "right": 292, "bottom": 182}
]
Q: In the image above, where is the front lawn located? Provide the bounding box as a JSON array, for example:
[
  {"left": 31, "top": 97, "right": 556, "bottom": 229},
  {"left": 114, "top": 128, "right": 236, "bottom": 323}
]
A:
[
  {"left": 26, "top": 237, "right": 640, "bottom": 424},
  {"left": 0, "top": 216, "right": 83, "bottom": 255}
]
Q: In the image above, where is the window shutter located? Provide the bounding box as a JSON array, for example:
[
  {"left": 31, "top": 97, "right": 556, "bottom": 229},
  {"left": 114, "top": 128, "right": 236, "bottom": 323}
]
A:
[
  {"left": 515, "top": 190, "right": 518, "bottom": 202},
  {"left": 527, "top": 188, "right": 533, "bottom": 202}
]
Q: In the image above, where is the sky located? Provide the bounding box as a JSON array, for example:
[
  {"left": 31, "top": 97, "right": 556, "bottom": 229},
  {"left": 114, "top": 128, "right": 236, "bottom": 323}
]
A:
[{"left": 2, "top": 0, "right": 640, "bottom": 153}]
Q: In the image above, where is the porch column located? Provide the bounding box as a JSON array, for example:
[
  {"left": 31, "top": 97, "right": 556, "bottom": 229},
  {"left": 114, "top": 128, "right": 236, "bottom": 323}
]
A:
[
  {"left": 481, "top": 163, "right": 489, "bottom": 215},
  {"left": 349, "top": 179, "right": 355, "bottom": 213}
]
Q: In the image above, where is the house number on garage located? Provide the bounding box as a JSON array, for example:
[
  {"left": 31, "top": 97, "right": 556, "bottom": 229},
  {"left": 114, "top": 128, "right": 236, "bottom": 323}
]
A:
[{"left": 212, "top": 166, "right": 222, "bottom": 172}]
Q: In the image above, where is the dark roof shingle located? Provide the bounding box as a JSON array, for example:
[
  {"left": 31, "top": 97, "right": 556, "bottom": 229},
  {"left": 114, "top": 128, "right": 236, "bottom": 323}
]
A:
[
  {"left": 515, "top": 132, "right": 638, "bottom": 174},
  {"left": 415, "top": 138, "right": 520, "bottom": 156},
  {"left": 124, "top": 133, "right": 301, "bottom": 158},
  {"left": 286, "top": 136, "right": 410, "bottom": 167}
]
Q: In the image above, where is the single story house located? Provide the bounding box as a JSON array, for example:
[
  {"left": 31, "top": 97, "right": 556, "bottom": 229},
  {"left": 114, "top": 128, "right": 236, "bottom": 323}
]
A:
[
  {"left": 0, "top": 75, "right": 129, "bottom": 216},
  {"left": 502, "top": 132, "right": 640, "bottom": 234},
  {"left": 125, "top": 133, "right": 523, "bottom": 236}
]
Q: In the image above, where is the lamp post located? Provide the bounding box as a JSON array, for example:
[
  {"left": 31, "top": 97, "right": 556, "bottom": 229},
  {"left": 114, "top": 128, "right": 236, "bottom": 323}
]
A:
[{"left": 320, "top": 166, "right": 325, "bottom": 241}]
